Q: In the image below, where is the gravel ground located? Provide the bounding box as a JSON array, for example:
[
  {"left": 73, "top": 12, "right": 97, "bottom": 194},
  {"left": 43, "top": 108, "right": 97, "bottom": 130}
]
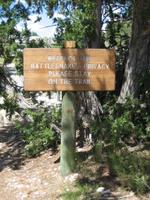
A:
[{"left": 0, "top": 126, "right": 66, "bottom": 200}]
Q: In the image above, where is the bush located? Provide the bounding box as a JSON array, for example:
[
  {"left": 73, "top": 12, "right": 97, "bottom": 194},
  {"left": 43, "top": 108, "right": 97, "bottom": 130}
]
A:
[
  {"left": 16, "top": 107, "right": 61, "bottom": 157},
  {"left": 0, "top": 94, "right": 19, "bottom": 119},
  {"left": 108, "top": 152, "right": 150, "bottom": 194},
  {"left": 91, "top": 94, "right": 150, "bottom": 150}
]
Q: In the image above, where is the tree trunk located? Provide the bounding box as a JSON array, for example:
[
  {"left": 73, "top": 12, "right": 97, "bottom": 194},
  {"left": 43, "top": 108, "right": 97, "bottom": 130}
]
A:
[
  {"left": 77, "top": 0, "right": 103, "bottom": 119},
  {"left": 84, "top": 0, "right": 103, "bottom": 118},
  {"left": 77, "top": 0, "right": 103, "bottom": 147},
  {"left": 91, "top": 0, "right": 102, "bottom": 48},
  {"left": 118, "top": 1, "right": 150, "bottom": 102}
]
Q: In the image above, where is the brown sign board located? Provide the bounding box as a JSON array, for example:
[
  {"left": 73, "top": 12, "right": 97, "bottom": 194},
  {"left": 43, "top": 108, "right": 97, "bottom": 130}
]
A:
[{"left": 23, "top": 48, "right": 115, "bottom": 91}]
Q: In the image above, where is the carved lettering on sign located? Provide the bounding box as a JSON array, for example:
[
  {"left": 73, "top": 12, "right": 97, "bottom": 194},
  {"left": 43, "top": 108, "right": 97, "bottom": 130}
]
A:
[{"left": 24, "top": 48, "right": 115, "bottom": 91}]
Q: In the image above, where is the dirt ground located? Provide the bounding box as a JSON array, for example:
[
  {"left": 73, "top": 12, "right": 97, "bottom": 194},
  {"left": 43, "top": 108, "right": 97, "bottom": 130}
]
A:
[
  {"left": 0, "top": 126, "right": 67, "bottom": 200},
  {"left": 0, "top": 126, "right": 150, "bottom": 200}
]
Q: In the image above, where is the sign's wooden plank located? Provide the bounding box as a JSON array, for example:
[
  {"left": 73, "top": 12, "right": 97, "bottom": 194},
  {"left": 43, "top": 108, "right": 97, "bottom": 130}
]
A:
[
  {"left": 23, "top": 48, "right": 115, "bottom": 91},
  {"left": 24, "top": 78, "right": 115, "bottom": 91},
  {"left": 24, "top": 70, "right": 114, "bottom": 78}
]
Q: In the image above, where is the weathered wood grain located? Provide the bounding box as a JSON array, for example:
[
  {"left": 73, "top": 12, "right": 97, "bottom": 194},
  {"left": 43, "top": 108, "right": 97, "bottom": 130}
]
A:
[{"left": 23, "top": 48, "right": 115, "bottom": 91}]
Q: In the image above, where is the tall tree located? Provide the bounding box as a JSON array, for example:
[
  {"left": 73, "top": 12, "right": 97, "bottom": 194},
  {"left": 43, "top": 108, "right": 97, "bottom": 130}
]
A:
[
  {"left": 0, "top": 0, "right": 46, "bottom": 113},
  {"left": 55, "top": 0, "right": 103, "bottom": 119},
  {"left": 118, "top": 0, "right": 150, "bottom": 102},
  {"left": 0, "top": 0, "right": 29, "bottom": 94},
  {"left": 98, "top": 0, "right": 132, "bottom": 98}
]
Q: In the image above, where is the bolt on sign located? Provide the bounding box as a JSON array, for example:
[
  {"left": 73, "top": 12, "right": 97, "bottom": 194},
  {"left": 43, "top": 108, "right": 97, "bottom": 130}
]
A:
[{"left": 23, "top": 48, "right": 115, "bottom": 91}]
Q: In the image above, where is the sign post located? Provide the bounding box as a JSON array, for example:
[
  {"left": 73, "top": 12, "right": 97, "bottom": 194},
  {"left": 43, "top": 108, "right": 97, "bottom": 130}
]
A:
[
  {"left": 23, "top": 43, "right": 115, "bottom": 176},
  {"left": 60, "top": 41, "right": 76, "bottom": 176}
]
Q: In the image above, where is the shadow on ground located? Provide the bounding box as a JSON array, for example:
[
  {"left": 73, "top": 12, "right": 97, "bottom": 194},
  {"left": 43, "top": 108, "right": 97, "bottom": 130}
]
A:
[
  {"left": 75, "top": 150, "right": 120, "bottom": 200},
  {"left": 61, "top": 146, "right": 150, "bottom": 200},
  {"left": 0, "top": 126, "right": 26, "bottom": 171}
]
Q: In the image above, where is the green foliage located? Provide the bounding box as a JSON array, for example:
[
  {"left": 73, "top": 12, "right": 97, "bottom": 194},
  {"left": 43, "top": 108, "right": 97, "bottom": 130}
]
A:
[
  {"left": 0, "top": 1, "right": 29, "bottom": 65},
  {"left": 0, "top": 94, "right": 19, "bottom": 119},
  {"left": 24, "top": 127, "right": 55, "bottom": 157},
  {"left": 91, "top": 94, "right": 150, "bottom": 149},
  {"left": 16, "top": 107, "right": 61, "bottom": 157},
  {"left": 90, "top": 119, "right": 103, "bottom": 143},
  {"left": 88, "top": 76, "right": 150, "bottom": 196},
  {"left": 62, "top": 148, "right": 150, "bottom": 198},
  {"left": 109, "top": 152, "right": 150, "bottom": 194},
  {"left": 62, "top": 184, "right": 91, "bottom": 200},
  {"left": 90, "top": 94, "right": 150, "bottom": 195},
  {"left": 0, "top": 1, "right": 46, "bottom": 75},
  {"left": 50, "top": 106, "right": 62, "bottom": 125},
  {"left": 139, "top": 70, "right": 150, "bottom": 94},
  {"left": 54, "top": 0, "right": 97, "bottom": 48}
]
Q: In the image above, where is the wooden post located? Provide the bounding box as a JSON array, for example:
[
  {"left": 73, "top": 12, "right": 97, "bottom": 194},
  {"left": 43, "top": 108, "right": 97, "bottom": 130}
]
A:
[
  {"left": 64, "top": 41, "right": 76, "bottom": 48},
  {"left": 60, "top": 41, "right": 76, "bottom": 176}
]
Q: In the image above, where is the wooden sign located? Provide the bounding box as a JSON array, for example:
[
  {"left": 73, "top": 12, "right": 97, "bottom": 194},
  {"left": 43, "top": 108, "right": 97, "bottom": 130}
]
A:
[{"left": 23, "top": 48, "right": 115, "bottom": 91}]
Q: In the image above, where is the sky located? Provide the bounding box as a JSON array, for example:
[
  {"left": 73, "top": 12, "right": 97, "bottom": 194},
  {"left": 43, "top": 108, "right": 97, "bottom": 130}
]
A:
[
  {"left": 27, "top": 11, "right": 65, "bottom": 38},
  {"left": 16, "top": 0, "right": 64, "bottom": 38},
  {"left": 27, "top": 13, "right": 57, "bottom": 38},
  {"left": 17, "top": 12, "right": 57, "bottom": 38}
]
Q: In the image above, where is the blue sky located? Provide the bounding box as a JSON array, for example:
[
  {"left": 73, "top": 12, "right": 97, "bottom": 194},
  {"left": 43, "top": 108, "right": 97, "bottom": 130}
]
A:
[
  {"left": 17, "top": 12, "right": 58, "bottom": 38},
  {"left": 16, "top": 0, "right": 65, "bottom": 38},
  {"left": 26, "top": 13, "right": 57, "bottom": 38}
]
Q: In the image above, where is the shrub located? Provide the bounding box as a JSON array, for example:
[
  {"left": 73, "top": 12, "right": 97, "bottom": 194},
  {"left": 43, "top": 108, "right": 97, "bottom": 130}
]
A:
[
  {"left": 108, "top": 152, "right": 150, "bottom": 194},
  {"left": 0, "top": 94, "right": 19, "bottom": 119},
  {"left": 16, "top": 107, "right": 61, "bottom": 157},
  {"left": 91, "top": 95, "right": 150, "bottom": 150}
]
